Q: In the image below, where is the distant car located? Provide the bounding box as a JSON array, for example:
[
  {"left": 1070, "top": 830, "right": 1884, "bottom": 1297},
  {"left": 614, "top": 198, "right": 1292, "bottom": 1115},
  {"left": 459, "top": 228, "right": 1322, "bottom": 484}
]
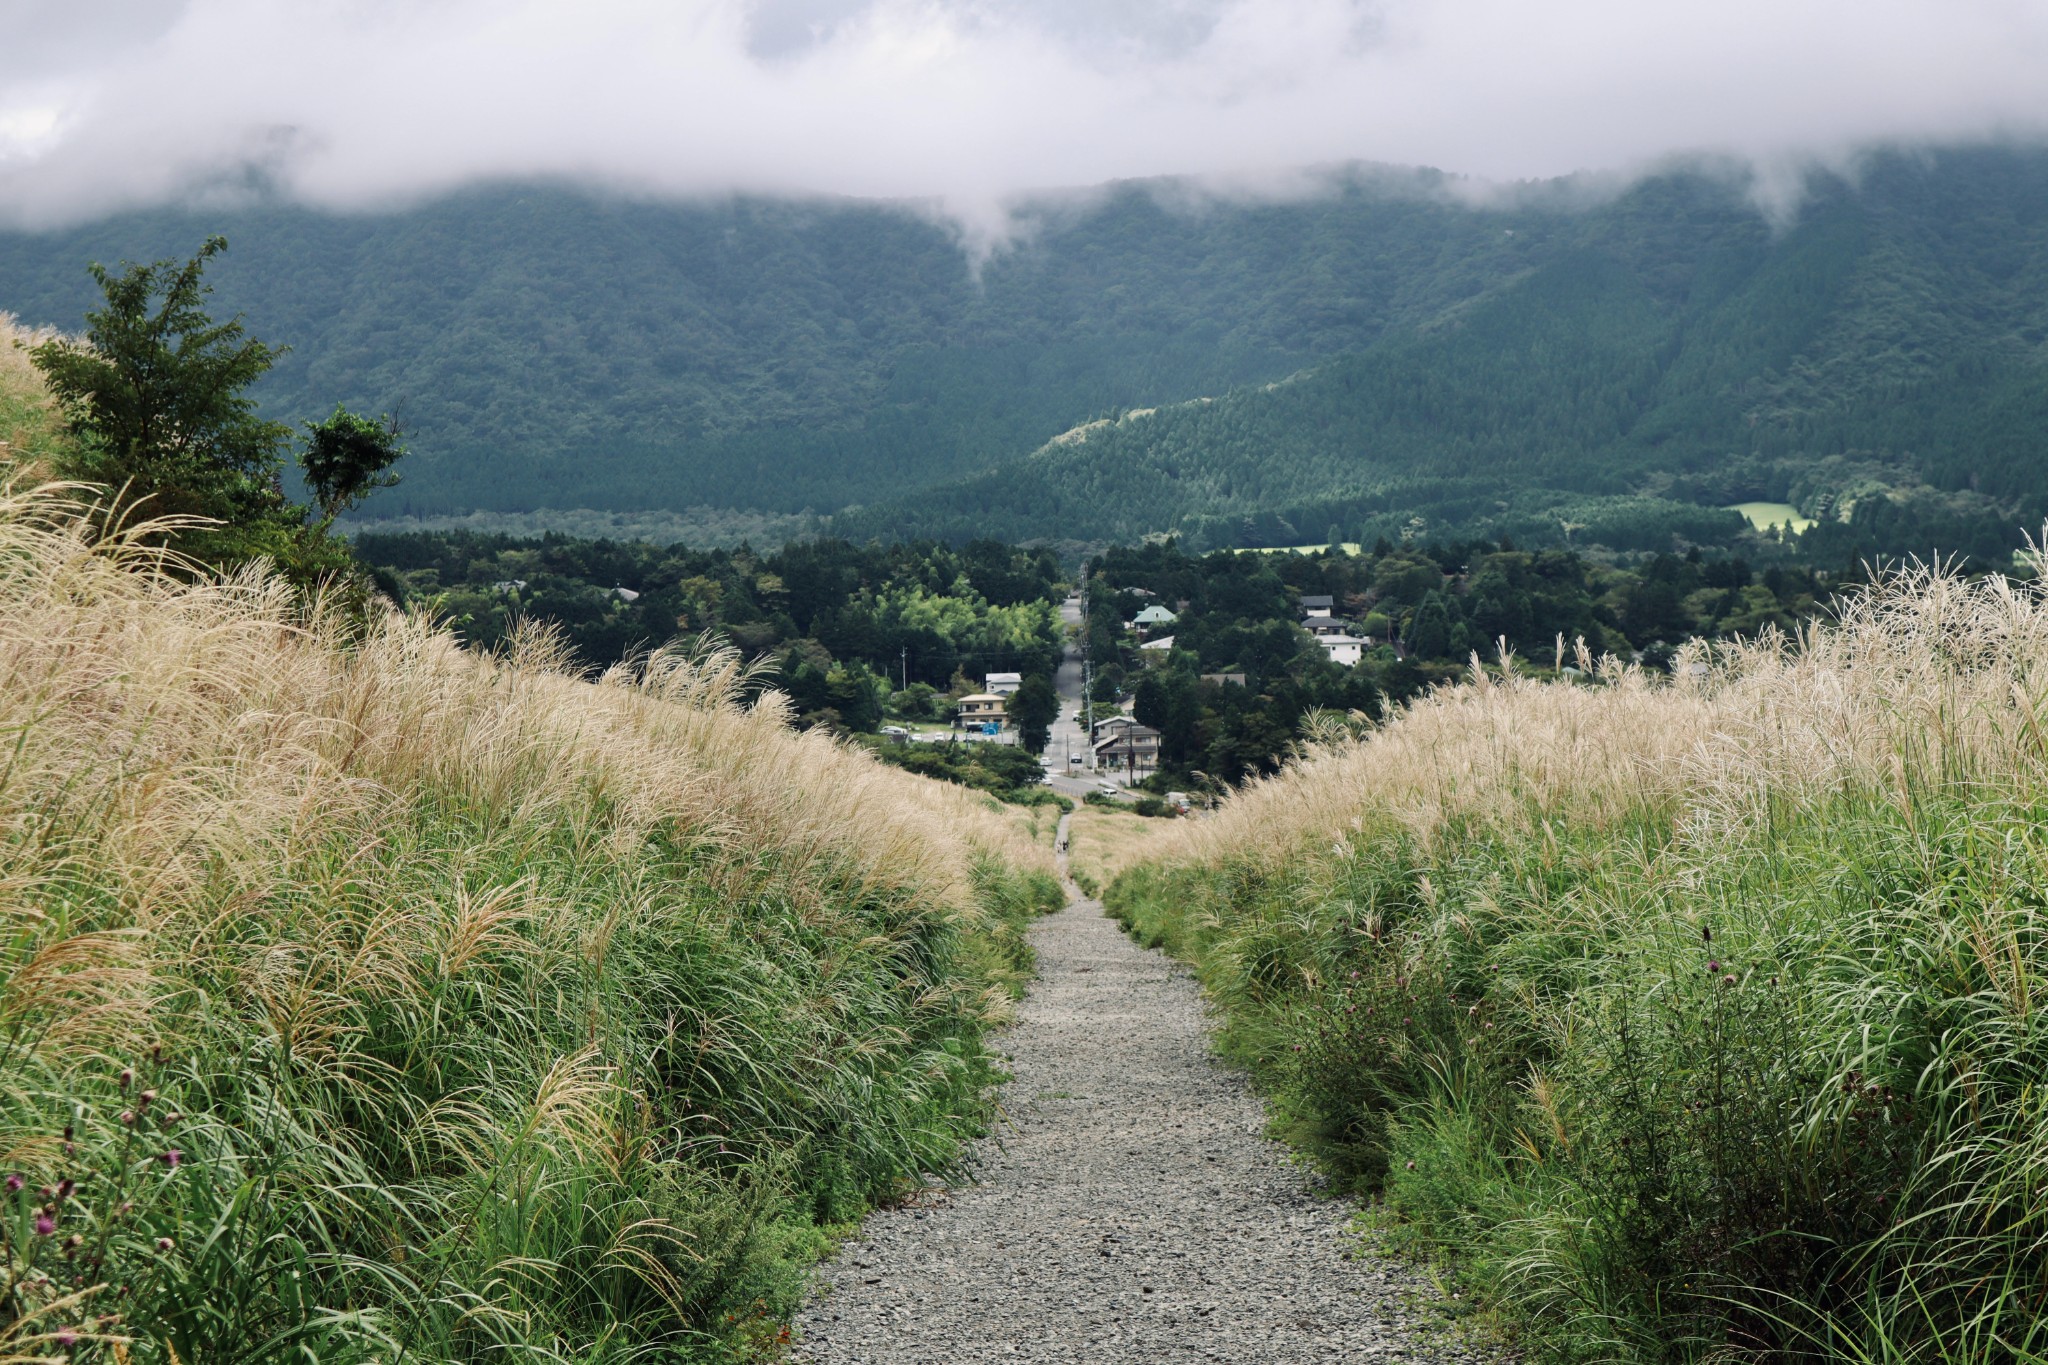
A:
[
  {"left": 1097, "top": 783, "right": 1120, "bottom": 796},
  {"left": 1069, "top": 755, "right": 1084, "bottom": 765},
  {"left": 879, "top": 725, "right": 910, "bottom": 736}
]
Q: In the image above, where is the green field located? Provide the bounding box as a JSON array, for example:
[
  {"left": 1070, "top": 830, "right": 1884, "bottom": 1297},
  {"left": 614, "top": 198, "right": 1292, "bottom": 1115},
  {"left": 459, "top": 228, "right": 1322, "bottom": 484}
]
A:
[{"left": 1729, "top": 500, "right": 1816, "bottom": 534}]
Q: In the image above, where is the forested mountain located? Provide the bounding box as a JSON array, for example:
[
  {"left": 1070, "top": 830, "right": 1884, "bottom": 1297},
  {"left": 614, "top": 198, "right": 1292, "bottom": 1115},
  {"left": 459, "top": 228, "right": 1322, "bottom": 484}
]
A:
[
  {"left": 855, "top": 148, "right": 2048, "bottom": 558},
  {"left": 3, "top": 146, "right": 2045, "bottom": 557}
]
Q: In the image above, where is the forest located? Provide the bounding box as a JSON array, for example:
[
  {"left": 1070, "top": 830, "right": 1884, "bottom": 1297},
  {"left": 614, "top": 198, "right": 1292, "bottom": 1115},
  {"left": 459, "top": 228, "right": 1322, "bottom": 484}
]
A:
[{"left": 354, "top": 530, "right": 1066, "bottom": 732}]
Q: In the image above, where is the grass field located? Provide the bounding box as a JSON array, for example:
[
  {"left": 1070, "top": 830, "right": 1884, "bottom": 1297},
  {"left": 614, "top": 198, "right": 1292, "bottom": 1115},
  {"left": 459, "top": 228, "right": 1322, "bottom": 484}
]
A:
[
  {"left": 1728, "top": 500, "right": 1817, "bottom": 534},
  {"left": 1110, "top": 569, "right": 2048, "bottom": 1362},
  {"left": 0, "top": 476, "right": 1060, "bottom": 1361}
]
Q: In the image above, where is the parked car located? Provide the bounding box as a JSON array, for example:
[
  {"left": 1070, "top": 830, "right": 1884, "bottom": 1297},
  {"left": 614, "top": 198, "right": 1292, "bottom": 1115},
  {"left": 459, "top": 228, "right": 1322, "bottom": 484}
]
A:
[{"left": 1097, "top": 782, "right": 1120, "bottom": 796}]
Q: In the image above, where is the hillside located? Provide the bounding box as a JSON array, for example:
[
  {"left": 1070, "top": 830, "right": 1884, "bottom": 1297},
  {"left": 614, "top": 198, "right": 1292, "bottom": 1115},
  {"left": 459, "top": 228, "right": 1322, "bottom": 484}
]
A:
[
  {"left": 857, "top": 148, "right": 2048, "bottom": 557},
  {"left": 3, "top": 146, "right": 2046, "bottom": 556},
  {"left": 0, "top": 479, "right": 1061, "bottom": 1358},
  {"left": 1108, "top": 564, "right": 2048, "bottom": 1359}
]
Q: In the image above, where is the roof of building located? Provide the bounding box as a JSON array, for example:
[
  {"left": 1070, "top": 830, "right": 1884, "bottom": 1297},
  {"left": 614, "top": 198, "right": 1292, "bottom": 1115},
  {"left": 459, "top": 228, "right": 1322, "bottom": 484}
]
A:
[
  {"left": 958, "top": 693, "right": 1007, "bottom": 704},
  {"left": 1317, "top": 634, "right": 1369, "bottom": 648},
  {"left": 1133, "top": 605, "right": 1179, "bottom": 624},
  {"left": 1138, "top": 635, "right": 1176, "bottom": 651},
  {"left": 1094, "top": 723, "right": 1161, "bottom": 748},
  {"left": 1299, "top": 594, "right": 1335, "bottom": 608},
  {"left": 985, "top": 672, "right": 1022, "bottom": 683}
]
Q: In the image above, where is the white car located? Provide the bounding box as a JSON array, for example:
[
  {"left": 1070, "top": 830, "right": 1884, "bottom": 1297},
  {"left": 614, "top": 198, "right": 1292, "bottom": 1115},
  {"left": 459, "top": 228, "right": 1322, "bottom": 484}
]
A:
[{"left": 1097, "top": 782, "right": 1120, "bottom": 796}]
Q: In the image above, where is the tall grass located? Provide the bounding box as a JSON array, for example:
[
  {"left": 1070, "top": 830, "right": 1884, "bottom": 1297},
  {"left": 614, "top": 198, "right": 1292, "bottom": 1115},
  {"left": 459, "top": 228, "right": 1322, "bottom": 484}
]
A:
[
  {"left": 1109, "top": 562, "right": 2048, "bottom": 1362},
  {"left": 0, "top": 484, "right": 1059, "bottom": 1361}
]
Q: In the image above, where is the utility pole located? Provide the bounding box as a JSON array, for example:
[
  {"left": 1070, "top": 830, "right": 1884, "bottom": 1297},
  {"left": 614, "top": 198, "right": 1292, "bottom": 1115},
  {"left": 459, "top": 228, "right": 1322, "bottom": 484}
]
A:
[
  {"left": 1080, "top": 565, "right": 1094, "bottom": 773},
  {"left": 901, "top": 646, "right": 908, "bottom": 691}
]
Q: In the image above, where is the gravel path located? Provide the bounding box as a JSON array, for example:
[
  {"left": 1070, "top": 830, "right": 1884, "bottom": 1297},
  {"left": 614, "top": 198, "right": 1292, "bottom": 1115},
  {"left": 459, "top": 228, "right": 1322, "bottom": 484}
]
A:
[{"left": 793, "top": 825, "right": 1475, "bottom": 1364}]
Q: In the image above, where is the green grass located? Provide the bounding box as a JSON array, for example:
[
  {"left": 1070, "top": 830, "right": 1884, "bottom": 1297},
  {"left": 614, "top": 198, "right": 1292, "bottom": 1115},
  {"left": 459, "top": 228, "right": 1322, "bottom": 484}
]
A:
[
  {"left": 1109, "top": 761, "right": 2048, "bottom": 1360},
  {"left": 1729, "top": 501, "right": 1818, "bottom": 535},
  {"left": 3, "top": 792, "right": 1060, "bottom": 1361}
]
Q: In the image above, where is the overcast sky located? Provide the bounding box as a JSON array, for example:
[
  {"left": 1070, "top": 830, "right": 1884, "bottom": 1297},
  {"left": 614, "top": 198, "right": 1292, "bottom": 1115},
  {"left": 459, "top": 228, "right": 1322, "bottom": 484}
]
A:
[{"left": 2, "top": 0, "right": 2046, "bottom": 242}]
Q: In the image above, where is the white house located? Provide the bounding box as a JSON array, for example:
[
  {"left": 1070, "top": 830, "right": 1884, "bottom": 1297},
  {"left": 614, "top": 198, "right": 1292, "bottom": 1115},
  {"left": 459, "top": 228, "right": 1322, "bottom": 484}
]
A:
[
  {"left": 1318, "top": 633, "right": 1367, "bottom": 666},
  {"left": 984, "top": 672, "right": 1023, "bottom": 695},
  {"left": 1299, "top": 594, "right": 1334, "bottom": 618},
  {"left": 1133, "top": 604, "right": 1179, "bottom": 628}
]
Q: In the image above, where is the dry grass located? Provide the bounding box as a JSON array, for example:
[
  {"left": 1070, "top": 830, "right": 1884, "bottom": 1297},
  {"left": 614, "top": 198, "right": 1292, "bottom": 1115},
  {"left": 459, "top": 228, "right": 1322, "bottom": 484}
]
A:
[
  {"left": 1112, "top": 557, "right": 2048, "bottom": 1362},
  {"left": 1157, "top": 561, "right": 2048, "bottom": 875},
  {"left": 0, "top": 480, "right": 1056, "bottom": 1356},
  {"left": 1065, "top": 807, "right": 1166, "bottom": 892}
]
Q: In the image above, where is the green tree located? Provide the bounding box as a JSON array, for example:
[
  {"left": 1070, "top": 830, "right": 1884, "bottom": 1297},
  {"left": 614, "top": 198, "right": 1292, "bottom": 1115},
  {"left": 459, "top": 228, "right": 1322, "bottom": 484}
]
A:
[
  {"left": 29, "top": 237, "right": 403, "bottom": 587},
  {"left": 31, "top": 237, "right": 290, "bottom": 536},
  {"left": 1008, "top": 673, "right": 1058, "bottom": 754},
  {"left": 301, "top": 405, "right": 406, "bottom": 520}
]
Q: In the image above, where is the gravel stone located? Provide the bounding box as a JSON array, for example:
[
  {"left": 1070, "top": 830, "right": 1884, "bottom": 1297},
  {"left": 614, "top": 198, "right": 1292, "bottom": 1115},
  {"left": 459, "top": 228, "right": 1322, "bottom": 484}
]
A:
[{"left": 794, "top": 838, "right": 1472, "bottom": 1364}]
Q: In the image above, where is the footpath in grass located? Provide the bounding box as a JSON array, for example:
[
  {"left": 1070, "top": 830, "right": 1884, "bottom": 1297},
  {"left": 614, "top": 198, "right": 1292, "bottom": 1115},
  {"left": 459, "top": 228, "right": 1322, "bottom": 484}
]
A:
[{"left": 794, "top": 820, "right": 1476, "bottom": 1364}]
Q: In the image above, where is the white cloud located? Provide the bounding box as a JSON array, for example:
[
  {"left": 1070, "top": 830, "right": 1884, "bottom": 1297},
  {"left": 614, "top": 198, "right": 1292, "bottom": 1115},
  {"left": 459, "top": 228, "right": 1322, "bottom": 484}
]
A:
[{"left": 0, "top": 0, "right": 2044, "bottom": 233}]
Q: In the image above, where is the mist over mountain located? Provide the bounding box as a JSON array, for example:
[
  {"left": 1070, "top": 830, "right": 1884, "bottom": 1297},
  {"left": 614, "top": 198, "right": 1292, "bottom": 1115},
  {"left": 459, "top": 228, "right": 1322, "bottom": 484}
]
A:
[{"left": 1, "top": 143, "right": 2045, "bottom": 558}]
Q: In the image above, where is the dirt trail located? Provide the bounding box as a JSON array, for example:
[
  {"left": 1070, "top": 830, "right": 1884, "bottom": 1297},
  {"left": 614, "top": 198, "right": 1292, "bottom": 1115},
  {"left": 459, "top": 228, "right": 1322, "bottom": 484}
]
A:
[{"left": 793, "top": 818, "right": 1474, "bottom": 1363}]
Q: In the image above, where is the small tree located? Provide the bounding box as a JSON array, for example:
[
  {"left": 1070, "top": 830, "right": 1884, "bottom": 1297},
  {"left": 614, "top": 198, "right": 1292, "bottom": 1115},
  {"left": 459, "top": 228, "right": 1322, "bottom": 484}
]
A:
[
  {"left": 1008, "top": 673, "right": 1058, "bottom": 754},
  {"left": 301, "top": 405, "right": 405, "bottom": 521}
]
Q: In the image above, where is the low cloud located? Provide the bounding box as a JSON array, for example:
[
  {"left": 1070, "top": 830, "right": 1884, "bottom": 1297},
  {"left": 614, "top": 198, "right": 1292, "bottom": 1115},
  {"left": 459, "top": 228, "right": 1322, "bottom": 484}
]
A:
[{"left": 2, "top": 0, "right": 2045, "bottom": 239}]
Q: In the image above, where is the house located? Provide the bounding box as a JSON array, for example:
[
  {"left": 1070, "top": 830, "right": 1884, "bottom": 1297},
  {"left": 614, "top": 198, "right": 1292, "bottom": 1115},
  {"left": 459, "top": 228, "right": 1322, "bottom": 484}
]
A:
[
  {"left": 1200, "top": 672, "right": 1247, "bottom": 687},
  {"left": 1133, "top": 604, "right": 1179, "bottom": 628},
  {"left": 956, "top": 693, "right": 1008, "bottom": 730},
  {"left": 1299, "top": 594, "right": 1334, "bottom": 618},
  {"left": 984, "top": 672, "right": 1023, "bottom": 696},
  {"left": 1139, "top": 635, "right": 1176, "bottom": 654},
  {"left": 1317, "top": 633, "right": 1368, "bottom": 666},
  {"left": 1093, "top": 715, "right": 1135, "bottom": 739},
  {"left": 1302, "top": 617, "right": 1352, "bottom": 637},
  {"left": 1093, "top": 722, "right": 1162, "bottom": 776},
  {"left": 612, "top": 586, "right": 641, "bottom": 603}
]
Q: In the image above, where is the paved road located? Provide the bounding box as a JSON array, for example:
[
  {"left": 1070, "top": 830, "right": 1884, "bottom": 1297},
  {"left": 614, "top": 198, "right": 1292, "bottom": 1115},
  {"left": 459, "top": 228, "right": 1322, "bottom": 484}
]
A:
[
  {"left": 1044, "top": 594, "right": 1131, "bottom": 801},
  {"left": 792, "top": 820, "right": 1472, "bottom": 1364}
]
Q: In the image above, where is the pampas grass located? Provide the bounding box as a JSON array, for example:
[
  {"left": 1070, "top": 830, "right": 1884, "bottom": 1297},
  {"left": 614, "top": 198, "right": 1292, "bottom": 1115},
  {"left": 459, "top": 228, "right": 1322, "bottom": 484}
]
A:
[
  {"left": 1112, "top": 557, "right": 2048, "bottom": 1363},
  {"left": 0, "top": 481, "right": 1058, "bottom": 1361}
]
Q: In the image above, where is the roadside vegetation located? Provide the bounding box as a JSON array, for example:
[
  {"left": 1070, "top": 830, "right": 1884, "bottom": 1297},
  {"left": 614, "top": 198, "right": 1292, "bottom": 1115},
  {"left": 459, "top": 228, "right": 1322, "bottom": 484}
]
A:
[
  {"left": 1107, "top": 560, "right": 2048, "bottom": 1361},
  {"left": 0, "top": 486, "right": 1060, "bottom": 1360}
]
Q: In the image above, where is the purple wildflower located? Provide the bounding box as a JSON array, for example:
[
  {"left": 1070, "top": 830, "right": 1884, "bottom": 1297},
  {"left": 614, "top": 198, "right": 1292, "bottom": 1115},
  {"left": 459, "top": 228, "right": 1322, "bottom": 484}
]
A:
[
  {"left": 160, "top": 1149, "right": 183, "bottom": 1169},
  {"left": 34, "top": 1213, "right": 55, "bottom": 1236},
  {"left": 155, "top": 1237, "right": 174, "bottom": 1252},
  {"left": 4, "top": 1173, "right": 21, "bottom": 1192}
]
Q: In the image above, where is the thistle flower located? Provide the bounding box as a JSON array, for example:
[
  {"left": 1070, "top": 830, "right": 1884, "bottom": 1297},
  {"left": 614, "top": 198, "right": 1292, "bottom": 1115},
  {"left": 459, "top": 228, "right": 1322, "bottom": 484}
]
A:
[
  {"left": 119, "top": 1111, "right": 135, "bottom": 1126},
  {"left": 118, "top": 1068, "right": 133, "bottom": 1090},
  {"left": 54, "top": 1330, "right": 77, "bottom": 1348},
  {"left": 4, "top": 1173, "right": 21, "bottom": 1192},
  {"left": 34, "top": 1213, "right": 55, "bottom": 1236},
  {"left": 1706, "top": 960, "right": 1720, "bottom": 973},
  {"left": 155, "top": 1237, "right": 174, "bottom": 1252},
  {"left": 138, "top": 1089, "right": 156, "bottom": 1108},
  {"left": 160, "top": 1149, "right": 183, "bottom": 1169}
]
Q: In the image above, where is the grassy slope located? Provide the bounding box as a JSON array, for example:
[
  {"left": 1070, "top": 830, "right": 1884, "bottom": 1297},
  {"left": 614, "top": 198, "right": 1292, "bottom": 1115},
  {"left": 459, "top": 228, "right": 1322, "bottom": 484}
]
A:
[
  {"left": 0, "top": 468, "right": 1060, "bottom": 1360},
  {"left": 0, "top": 315, "right": 77, "bottom": 475},
  {"left": 1107, "top": 575, "right": 2048, "bottom": 1362}
]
